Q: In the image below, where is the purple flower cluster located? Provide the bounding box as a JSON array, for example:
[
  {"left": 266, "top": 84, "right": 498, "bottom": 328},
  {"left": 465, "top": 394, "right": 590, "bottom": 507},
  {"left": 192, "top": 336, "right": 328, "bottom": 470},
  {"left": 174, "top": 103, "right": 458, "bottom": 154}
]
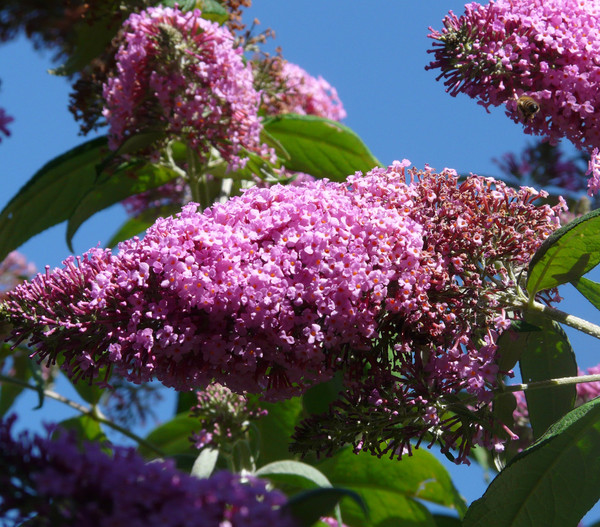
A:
[
  {"left": 3, "top": 170, "right": 424, "bottom": 398},
  {"left": 427, "top": 0, "right": 600, "bottom": 167},
  {"left": 259, "top": 59, "right": 346, "bottom": 121},
  {"left": 0, "top": 106, "right": 13, "bottom": 142},
  {"left": 190, "top": 383, "right": 267, "bottom": 450},
  {"left": 102, "top": 6, "right": 264, "bottom": 169},
  {"left": 0, "top": 415, "right": 295, "bottom": 527}
]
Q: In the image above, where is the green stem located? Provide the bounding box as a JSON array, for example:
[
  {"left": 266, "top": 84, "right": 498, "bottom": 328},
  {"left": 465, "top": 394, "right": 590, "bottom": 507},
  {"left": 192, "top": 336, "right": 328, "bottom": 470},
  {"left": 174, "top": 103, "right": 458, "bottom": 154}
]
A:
[
  {"left": 186, "top": 146, "right": 209, "bottom": 207},
  {"left": 502, "top": 373, "right": 600, "bottom": 393},
  {"left": 0, "top": 374, "right": 165, "bottom": 457},
  {"left": 524, "top": 299, "right": 600, "bottom": 340}
]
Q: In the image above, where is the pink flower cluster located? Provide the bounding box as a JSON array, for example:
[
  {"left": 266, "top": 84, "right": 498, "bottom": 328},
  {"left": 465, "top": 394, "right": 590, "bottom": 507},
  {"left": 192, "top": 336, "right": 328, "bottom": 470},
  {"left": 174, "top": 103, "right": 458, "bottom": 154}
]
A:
[
  {"left": 0, "top": 415, "right": 295, "bottom": 527},
  {"left": 427, "top": 0, "right": 600, "bottom": 166},
  {"left": 4, "top": 171, "right": 425, "bottom": 398},
  {"left": 103, "top": 6, "right": 264, "bottom": 169},
  {"left": 3, "top": 163, "right": 566, "bottom": 462},
  {"left": 0, "top": 106, "right": 13, "bottom": 142},
  {"left": 260, "top": 59, "right": 346, "bottom": 121}
]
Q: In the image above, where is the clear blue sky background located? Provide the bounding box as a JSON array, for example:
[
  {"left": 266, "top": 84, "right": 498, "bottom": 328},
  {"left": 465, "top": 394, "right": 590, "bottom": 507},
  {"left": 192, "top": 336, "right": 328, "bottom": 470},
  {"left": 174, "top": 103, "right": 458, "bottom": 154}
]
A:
[{"left": 2, "top": 1, "right": 600, "bottom": 522}]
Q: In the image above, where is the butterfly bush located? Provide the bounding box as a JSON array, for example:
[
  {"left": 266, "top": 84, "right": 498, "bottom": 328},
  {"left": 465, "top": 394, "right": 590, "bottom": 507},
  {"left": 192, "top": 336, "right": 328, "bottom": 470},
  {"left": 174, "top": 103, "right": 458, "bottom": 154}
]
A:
[
  {"left": 0, "top": 415, "right": 295, "bottom": 527},
  {"left": 102, "top": 6, "right": 265, "bottom": 170},
  {"left": 426, "top": 0, "right": 600, "bottom": 193},
  {"left": 291, "top": 164, "right": 565, "bottom": 463},
  {"left": 2, "top": 169, "right": 426, "bottom": 398},
  {"left": 259, "top": 58, "right": 347, "bottom": 121},
  {"left": 2, "top": 164, "right": 565, "bottom": 461}
]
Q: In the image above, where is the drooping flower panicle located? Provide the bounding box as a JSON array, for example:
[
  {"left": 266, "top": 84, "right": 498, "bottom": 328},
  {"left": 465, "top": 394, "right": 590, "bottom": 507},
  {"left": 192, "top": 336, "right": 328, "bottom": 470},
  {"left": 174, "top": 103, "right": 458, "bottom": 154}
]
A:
[
  {"left": 0, "top": 415, "right": 295, "bottom": 527},
  {"left": 103, "top": 6, "right": 265, "bottom": 169},
  {"left": 427, "top": 1, "right": 600, "bottom": 157},
  {"left": 3, "top": 170, "right": 425, "bottom": 398},
  {"left": 1, "top": 164, "right": 565, "bottom": 462}
]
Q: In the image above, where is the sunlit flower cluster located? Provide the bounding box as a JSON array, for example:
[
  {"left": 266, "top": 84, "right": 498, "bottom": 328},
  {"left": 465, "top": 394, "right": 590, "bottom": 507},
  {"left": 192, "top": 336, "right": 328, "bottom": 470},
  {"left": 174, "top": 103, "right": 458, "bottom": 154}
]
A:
[
  {"left": 427, "top": 0, "right": 600, "bottom": 158},
  {"left": 0, "top": 415, "right": 295, "bottom": 527},
  {"left": 2, "top": 171, "right": 425, "bottom": 398},
  {"left": 1, "top": 163, "right": 565, "bottom": 461},
  {"left": 103, "top": 6, "right": 265, "bottom": 169},
  {"left": 259, "top": 58, "right": 346, "bottom": 121}
]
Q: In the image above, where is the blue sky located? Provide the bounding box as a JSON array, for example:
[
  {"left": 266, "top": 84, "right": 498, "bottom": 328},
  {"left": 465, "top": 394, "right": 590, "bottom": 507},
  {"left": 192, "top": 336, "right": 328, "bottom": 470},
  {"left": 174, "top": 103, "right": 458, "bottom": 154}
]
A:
[{"left": 2, "top": 1, "right": 600, "bottom": 521}]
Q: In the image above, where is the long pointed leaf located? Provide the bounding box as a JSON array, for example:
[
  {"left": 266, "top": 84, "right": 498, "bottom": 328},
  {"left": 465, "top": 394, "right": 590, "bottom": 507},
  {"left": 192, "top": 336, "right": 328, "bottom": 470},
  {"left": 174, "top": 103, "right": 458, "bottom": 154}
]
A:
[
  {"left": 527, "top": 208, "right": 600, "bottom": 295},
  {"left": 0, "top": 137, "right": 109, "bottom": 261},
  {"left": 464, "top": 397, "right": 600, "bottom": 526}
]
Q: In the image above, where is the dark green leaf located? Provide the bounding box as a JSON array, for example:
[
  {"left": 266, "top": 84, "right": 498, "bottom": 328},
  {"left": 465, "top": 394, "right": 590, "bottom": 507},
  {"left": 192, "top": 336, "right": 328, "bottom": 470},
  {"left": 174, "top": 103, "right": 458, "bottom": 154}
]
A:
[
  {"left": 518, "top": 313, "right": 577, "bottom": 439},
  {"left": 27, "top": 360, "right": 45, "bottom": 410},
  {"left": 56, "top": 414, "right": 107, "bottom": 444},
  {"left": 66, "top": 162, "right": 179, "bottom": 249},
  {"left": 315, "top": 447, "right": 467, "bottom": 525},
  {"left": 283, "top": 487, "right": 367, "bottom": 527},
  {"left": 262, "top": 114, "right": 380, "bottom": 182},
  {"left": 433, "top": 515, "right": 462, "bottom": 527},
  {"left": 572, "top": 276, "right": 600, "bottom": 312},
  {"left": 464, "top": 397, "right": 600, "bottom": 526},
  {"left": 527, "top": 208, "right": 600, "bottom": 295},
  {"left": 139, "top": 412, "right": 198, "bottom": 468},
  {"left": 0, "top": 351, "right": 32, "bottom": 416},
  {"left": 255, "top": 397, "right": 303, "bottom": 467},
  {"left": 191, "top": 447, "right": 219, "bottom": 479},
  {"left": 302, "top": 373, "right": 344, "bottom": 416},
  {"left": 0, "top": 137, "right": 109, "bottom": 261}
]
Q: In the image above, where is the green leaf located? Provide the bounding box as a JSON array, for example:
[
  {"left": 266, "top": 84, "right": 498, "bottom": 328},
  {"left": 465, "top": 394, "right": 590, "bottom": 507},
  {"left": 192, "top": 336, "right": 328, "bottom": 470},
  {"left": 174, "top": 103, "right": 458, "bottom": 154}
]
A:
[
  {"left": 262, "top": 114, "right": 380, "bottom": 182},
  {"left": 464, "top": 397, "right": 600, "bottom": 526},
  {"left": 283, "top": 487, "right": 367, "bottom": 527},
  {"left": 0, "top": 351, "right": 32, "bottom": 416},
  {"left": 107, "top": 204, "right": 181, "bottom": 248},
  {"left": 197, "top": 0, "right": 229, "bottom": 23},
  {"left": 572, "top": 276, "right": 600, "bottom": 312},
  {"left": 66, "top": 162, "right": 179, "bottom": 250},
  {"left": 255, "top": 397, "right": 303, "bottom": 467},
  {"left": 191, "top": 447, "right": 219, "bottom": 479},
  {"left": 518, "top": 312, "right": 577, "bottom": 439},
  {"left": 302, "top": 373, "right": 344, "bottom": 416},
  {"left": 0, "top": 137, "right": 109, "bottom": 261},
  {"left": 315, "top": 447, "right": 467, "bottom": 526},
  {"left": 139, "top": 412, "right": 198, "bottom": 467},
  {"left": 256, "top": 460, "right": 333, "bottom": 491},
  {"left": 433, "top": 515, "right": 463, "bottom": 527},
  {"left": 527, "top": 208, "right": 600, "bottom": 296},
  {"left": 56, "top": 414, "right": 107, "bottom": 444}
]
